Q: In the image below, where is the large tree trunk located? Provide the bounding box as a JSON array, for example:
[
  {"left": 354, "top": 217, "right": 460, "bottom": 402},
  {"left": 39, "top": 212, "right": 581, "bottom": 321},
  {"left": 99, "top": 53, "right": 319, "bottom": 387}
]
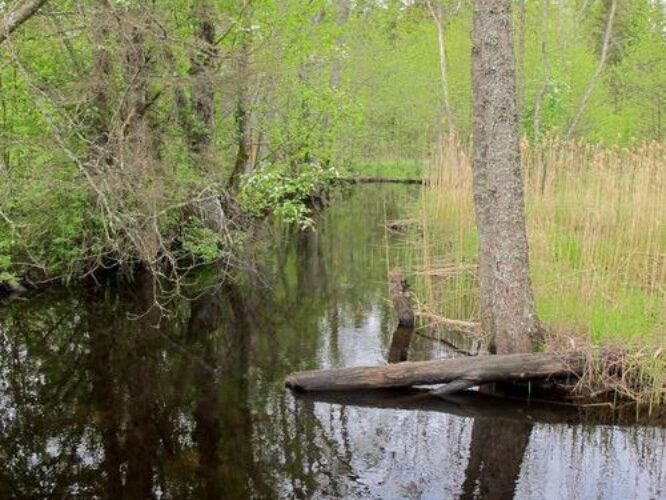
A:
[{"left": 471, "top": 0, "right": 541, "bottom": 354}]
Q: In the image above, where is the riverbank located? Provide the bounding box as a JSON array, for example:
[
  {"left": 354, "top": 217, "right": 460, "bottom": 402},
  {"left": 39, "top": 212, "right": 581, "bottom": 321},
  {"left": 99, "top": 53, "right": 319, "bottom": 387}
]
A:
[
  {"left": 1, "top": 185, "right": 663, "bottom": 498},
  {"left": 396, "top": 135, "right": 665, "bottom": 406}
]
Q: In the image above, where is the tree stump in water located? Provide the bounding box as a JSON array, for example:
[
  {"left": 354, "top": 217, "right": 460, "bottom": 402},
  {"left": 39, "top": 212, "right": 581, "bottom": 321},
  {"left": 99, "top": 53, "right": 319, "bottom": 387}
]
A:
[{"left": 388, "top": 271, "right": 414, "bottom": 329}]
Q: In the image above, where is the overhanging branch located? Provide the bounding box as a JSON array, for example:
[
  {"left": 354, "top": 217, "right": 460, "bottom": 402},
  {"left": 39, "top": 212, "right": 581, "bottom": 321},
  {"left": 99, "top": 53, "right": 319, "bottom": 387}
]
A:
[{"left": 0, "top": 0, "right": 50, "bottom": 45}]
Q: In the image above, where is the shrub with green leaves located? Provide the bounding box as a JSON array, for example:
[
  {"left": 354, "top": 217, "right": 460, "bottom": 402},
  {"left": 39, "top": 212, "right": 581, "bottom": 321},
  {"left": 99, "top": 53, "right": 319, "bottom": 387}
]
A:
[{"left": 238, "top": 163, "right": 342, "bottom": 229}]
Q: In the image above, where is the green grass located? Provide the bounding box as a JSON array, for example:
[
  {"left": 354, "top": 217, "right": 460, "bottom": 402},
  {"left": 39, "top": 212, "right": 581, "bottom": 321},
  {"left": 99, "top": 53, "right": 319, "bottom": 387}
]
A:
[
  {"left": 393, "top": 136, "right": 665, "bottom": 404},
  {"left": 350, "top": 159, "right": 424, "bottom": 180}
]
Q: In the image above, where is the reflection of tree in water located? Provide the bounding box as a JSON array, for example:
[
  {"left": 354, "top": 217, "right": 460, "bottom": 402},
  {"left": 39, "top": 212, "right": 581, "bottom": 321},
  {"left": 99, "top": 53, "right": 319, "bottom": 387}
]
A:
[
  {"left": 0, "top": 291, "right": 98, "bottom": 497},
  {"left": 0, "top": 186, "right": 445, "bottom": 496},
  {"left": 0, "top": 186, "right": 664, "bottom": 497},
  {"left": 460, "top": 417, "right": 532, "bottom": 500},
  {"left": 0, "top": 267, "right": 356, "bottom": 497}
]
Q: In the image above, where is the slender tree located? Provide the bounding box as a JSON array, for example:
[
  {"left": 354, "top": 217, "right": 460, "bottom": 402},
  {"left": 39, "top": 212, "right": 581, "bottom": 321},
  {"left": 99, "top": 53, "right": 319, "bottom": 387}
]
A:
[
  {"left": 426, "top": 0, "right": 453, "bottom": 128},
  {"left": 566, "top": 0, "right": 617, "bottom": 139},
  {"left": 228, "top": 0, "right": 253, "bottom": 192},
  {"left": 190, "top": 0, "right": 218, "bottom": 155},
  {"left": 471, "top": 0, "right": 541, "bottom": 354},
  {"left": 321, "top": 0, "right": 351, "bottom": 137}
]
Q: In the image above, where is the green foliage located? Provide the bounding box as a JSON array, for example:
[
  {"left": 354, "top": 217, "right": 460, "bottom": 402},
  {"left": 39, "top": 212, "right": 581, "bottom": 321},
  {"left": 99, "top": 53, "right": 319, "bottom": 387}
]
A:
[
  {"left": 238, "top": 164, "right": 342, "bottom": 229},
  {"left": 351, "top": 160, "right": 423, "bottom": 180},
  {"left": 180, "top": 218, "right": 225, "bottom": 263},
  {"left": 0, "top": 0, "right": 664, "bottom": 286},
  {"left": 0, "top": 250, "right": 18, "bottom": 284}
]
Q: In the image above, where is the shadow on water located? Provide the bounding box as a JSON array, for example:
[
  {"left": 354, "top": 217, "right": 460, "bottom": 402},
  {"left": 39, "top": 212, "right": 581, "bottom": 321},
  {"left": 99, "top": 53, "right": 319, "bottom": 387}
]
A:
[{"left": 0, "top": 185, "right": 664, "bottom": 499}]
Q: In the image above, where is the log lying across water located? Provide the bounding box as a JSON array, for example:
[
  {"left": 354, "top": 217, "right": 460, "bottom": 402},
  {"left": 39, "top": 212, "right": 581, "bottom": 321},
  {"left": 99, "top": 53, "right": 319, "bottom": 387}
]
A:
[
  {"left": 285, "top": 352, "right": 587, "bottom": 393},
  {"left": 341, "top": 176, "right": 425, "bottom": 185}
]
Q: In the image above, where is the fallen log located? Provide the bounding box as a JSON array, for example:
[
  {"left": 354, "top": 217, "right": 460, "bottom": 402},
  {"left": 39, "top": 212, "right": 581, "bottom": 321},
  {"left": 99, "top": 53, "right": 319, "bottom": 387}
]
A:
[
  {"left": 340, "top": 176, "right": 425, "bottom": 185},
  {"left": 285, "top": 352, "right": 586, "bottom": 393}
]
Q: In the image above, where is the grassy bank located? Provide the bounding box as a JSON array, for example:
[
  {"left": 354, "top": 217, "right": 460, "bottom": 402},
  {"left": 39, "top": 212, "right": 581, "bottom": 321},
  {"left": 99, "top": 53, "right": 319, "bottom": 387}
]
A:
[
  {"left": 350, "top": 159, "right": 424, "bottom": 180},
  {"left": 403, "top": 134, "right": 665, "bottom": 404}
]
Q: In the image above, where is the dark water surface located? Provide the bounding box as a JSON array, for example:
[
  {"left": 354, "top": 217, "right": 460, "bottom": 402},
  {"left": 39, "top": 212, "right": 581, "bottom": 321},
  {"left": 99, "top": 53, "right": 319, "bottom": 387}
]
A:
[{"left": 1, "top": 186, "right": 664, "bottom": 499}]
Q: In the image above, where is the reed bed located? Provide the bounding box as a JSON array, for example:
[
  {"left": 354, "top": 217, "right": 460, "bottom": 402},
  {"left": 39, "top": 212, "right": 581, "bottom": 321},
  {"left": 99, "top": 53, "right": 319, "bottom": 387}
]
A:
[{"left": 407, "top": 133, "right": 665, "bottom": 403}]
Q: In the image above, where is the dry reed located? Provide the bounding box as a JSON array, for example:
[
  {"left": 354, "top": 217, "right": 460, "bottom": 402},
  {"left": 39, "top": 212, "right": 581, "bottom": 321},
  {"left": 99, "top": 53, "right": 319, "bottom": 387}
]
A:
[{"left": 409, "top": 133, "right": 665, "bottom": 404}]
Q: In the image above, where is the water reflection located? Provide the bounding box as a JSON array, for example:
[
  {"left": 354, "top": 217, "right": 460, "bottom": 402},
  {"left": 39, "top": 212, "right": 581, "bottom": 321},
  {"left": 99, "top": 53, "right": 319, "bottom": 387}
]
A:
[
  {"left": 461, "top": 419, "right": 532, "bottom": 499},
  {"left": 387, "top": 326, "right": 413, "bottom": 363},
  {"left": 0, "top": 186, "right": 664, "bottom": 499}
]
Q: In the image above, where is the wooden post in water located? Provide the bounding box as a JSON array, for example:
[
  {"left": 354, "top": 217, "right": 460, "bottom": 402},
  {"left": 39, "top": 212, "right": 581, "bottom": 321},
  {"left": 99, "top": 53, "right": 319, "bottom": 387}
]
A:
[
  {"left": 387, "top": 271, "right": 415, "bottom": 363},
  {"left": 388, "top": 270, "right": 414, "bottom": 328}
]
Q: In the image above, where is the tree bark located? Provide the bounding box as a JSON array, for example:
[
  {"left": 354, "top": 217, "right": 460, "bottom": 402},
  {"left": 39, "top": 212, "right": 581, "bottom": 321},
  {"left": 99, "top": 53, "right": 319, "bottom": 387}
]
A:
[
  {"left": 471, "top": 0, "right": 541, "bottom": 354},
  {"left": 190, "top": 0, "right": 218, "bottom": 155},
  {"left": 0, "top": 0, "right": 49, "bottom": 45},
  {"left": 388, "top": 270, "right": 415, "bottom": 328},
  {"left": 285, "top": 352, "right": 585, "bottom": 392},
  {"left": 565, "top": 0, "right": 617, "bottom": 140},
  {"left": 228, "top": 0, "right": 252, "bottom": 192}
]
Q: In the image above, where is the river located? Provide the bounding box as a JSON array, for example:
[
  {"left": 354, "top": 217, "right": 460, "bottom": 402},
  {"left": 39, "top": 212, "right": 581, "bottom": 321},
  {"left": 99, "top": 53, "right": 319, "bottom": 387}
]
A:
[{"left": 0, "top": 185, "right": 664, "bottom": 499}]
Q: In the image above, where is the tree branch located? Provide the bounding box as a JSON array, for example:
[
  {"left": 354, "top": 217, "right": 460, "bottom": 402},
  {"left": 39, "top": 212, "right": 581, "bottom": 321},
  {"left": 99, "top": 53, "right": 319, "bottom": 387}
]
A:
[
  {"left": 565, "top": 0, "right": 617, "bottom": 140},
  {"left": 0, "top": 0, "right": 50, "bottom": 45}
]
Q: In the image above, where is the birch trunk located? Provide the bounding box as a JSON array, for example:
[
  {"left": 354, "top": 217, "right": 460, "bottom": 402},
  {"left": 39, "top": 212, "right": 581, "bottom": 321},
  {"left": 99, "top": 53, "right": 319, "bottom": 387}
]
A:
[
  {"left": 427, "top": 0, "right": 452, "bottom": 127},
  {"left": 566, "top": 0, "right": 617, "bottom": 140},
  {"left": 228, "top": 0, "right": 252, "bottom": 192}
]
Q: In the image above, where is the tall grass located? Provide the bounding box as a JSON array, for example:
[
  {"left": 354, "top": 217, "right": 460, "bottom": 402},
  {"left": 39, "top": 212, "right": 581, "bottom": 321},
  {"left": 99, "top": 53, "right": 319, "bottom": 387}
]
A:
[{"left": 410, "top": 133, "right": 665, "bottom": 402}]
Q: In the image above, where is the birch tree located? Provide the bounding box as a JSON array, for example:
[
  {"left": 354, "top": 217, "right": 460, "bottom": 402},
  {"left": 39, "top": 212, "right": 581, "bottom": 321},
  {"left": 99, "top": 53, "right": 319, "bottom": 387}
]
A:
[{"left": 566, "top": 0, "right": 617, "bottom": 139}]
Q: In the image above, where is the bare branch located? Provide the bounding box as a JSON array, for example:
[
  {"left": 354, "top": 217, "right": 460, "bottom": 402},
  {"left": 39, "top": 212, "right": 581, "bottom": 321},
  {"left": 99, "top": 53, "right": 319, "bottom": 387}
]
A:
[
  {"left": 566, "top": 0, "right": 617, "bottom": 140},
  {"left": 426, "top": 0, "right": 452, "bottom": 127}
]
